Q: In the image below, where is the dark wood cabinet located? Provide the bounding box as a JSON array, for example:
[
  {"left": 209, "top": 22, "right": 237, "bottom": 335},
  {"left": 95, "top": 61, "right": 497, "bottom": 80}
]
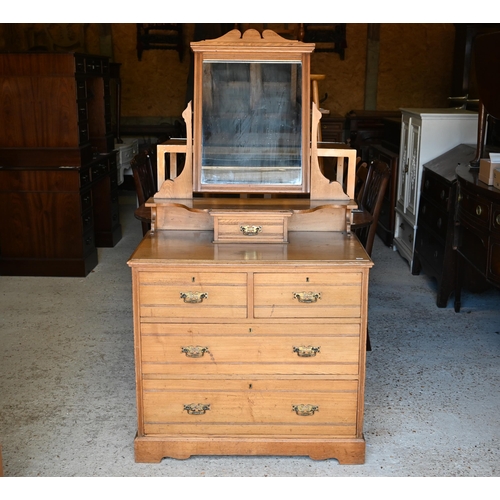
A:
[
  {"left": 413, "top": 145, "right": 477, "bottom": 307},
  {"left": 345, "top": 109, "right": 401, "bottom": 161},
  {"left": 454, "top": 163, "right": 500, "bottom": 311},
  {"left": 0, "top": 52, "right": 121, "bottom": 277},
  {"left": 320, "top": 113, "right": 344, "bottom": 142}
]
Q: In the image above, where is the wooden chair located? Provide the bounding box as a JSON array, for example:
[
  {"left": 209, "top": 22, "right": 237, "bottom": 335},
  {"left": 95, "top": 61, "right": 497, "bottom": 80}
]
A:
[
  {"left": 355, "top": 156, "right": 368, "bottom": 203},
  {"left": 354, "top": 159, "right": 390, "bottom": 257},
  {"left": 130, "top": 149, "right": 157, "bottom": 236}
]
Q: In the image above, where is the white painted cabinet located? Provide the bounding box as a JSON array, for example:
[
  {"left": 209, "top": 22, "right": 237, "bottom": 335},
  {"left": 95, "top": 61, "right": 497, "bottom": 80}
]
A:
[{"left": 393, "top": 108, "right": 478, "bottom": 268}]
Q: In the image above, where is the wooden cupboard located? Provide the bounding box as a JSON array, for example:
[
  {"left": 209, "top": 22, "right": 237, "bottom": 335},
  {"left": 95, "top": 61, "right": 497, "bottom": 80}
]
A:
[{"left": 0, "top": 52, "right": 121, "bottom": 276}]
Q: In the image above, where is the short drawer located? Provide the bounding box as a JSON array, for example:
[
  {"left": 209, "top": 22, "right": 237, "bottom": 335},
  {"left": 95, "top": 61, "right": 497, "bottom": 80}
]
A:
[
  {"left": 139, "top": 271, "right": 248, "bottom": 319},
  {"left": 253, "top": 272, "right": 362, "bottom": 318},
  {"left": 458, "top": 187, "right": 491, "bottom": 229},
  {"left": 142, "top": 378, "right": 358, "bottom": 437},
  {"left": 211, "top": 211, "right": 292, "bottom": 243},
  {"left": 419, "top": 200, "right": 448, "bottom": 241},
  {"left": 422, "top": 172, "right": 451, "bottom": 211},
  {"left": 140, "top": 322, "right": 361, "bottom": 375}
]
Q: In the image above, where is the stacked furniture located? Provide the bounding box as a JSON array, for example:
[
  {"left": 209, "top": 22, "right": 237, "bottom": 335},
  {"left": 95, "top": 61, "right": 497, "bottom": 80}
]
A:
[
  {"left": 128, "top": 29, "right": 373, "bottom": 464},
  {"left": 393, "top": 108, "right": 477, "bottom": 270},
  {"left": 0, "top": 52, "right": 121, "bottom": 277}
]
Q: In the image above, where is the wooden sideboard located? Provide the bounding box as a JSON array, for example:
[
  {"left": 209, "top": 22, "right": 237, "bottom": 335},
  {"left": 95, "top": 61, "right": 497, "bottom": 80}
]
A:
[
  {"left": 0, "top": 52, "right": 121, "bottom": 276},
  {"left": 454, "top": 163, "right": 500, "bottom": 312}
]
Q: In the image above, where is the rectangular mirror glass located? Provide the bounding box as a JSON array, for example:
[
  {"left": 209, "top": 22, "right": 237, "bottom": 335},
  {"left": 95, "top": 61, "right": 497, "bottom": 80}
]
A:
[{"left": 201, "top": 60, "right": 302, "bottom": 186}]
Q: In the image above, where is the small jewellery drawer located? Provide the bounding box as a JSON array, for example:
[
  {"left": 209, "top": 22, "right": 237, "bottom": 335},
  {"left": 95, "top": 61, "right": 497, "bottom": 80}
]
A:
[
  {"left": 210, "top": 210, "right": 292, "bottom": 243},
  {"left": 142, "top": 379, "right": 358, "bottom": 437},
  {"left": 253, "top": 272, "right": 362, "bottom": 318},
  {"left": 140, "top": 322, "right": 361, "bottom": 375},
  {"left": 138, "top": 271, "right": 248, "bottom": 319}
]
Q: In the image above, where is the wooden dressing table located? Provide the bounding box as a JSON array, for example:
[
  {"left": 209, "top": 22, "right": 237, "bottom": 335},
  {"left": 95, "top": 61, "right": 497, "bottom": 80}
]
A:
[{"left": 128, "top": 29, "right": 373, "bottom": 464}]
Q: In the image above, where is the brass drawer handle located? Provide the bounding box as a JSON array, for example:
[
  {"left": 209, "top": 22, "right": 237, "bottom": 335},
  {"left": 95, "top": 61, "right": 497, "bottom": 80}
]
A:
[
  {"left": 292, "top": 404, "right": 319, "bottom": 416},
  {"left": 496, "top": 214, "right": 500, "bottom": 225},
  {"left": 181, "top": 346, "right": 210, "bottom": 358},
  {"left": 240, "top": 225, "right": 262, "bottom": 236},
  {"left": 184, "top": 403, "right": 210, "bottom": 415},
  {"left": 476, "top": 205, "right": 482, "bottom": 216},
  {"left": 180, "top": 291, "right": 208, "bottom": 303},
  {"left": 293, "top": 345, "right": 321, "bottom": 357},
  {"left": 293, "top": 292, "right": 321, "bottom": 303}
]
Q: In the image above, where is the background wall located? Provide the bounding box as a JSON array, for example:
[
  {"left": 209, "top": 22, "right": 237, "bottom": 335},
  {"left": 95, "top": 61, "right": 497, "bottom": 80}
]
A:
[{"left": 0, "top": 23, "right": 456, "bottom": 125}]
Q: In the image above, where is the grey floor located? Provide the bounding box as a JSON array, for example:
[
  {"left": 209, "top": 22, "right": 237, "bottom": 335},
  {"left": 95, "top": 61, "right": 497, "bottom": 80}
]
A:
[{"left": 1, "top": 190, "right": 499, "bottom": 478}]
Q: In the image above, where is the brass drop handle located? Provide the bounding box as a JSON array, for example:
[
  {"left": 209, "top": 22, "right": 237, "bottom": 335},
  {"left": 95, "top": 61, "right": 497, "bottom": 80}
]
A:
[
  {"left": 240, "top": 225, "right": 262, "bottom": 236},
  {"left": 184, "top": 403, "right": 210, "bottom": 415},
  {"left": 293, "top": 292, "right": 321, "bottom": 303},
  {"left": 180, "top": 291, "right": 208, "bottom": 303},
  {"left": 181, "top": 346, "right": 210, "bottom": 358},
  {"left": 496, "top": 214, "right": 500, "bottom": 225},
  {"left": 476, "top": 205, "right": 482, "bottom": 216},
  {"left": 293, "top": 345, "right": 321, "bottom": 357},
  {"left": 292, "top": 404, "right": 319, "bottom": 416}
]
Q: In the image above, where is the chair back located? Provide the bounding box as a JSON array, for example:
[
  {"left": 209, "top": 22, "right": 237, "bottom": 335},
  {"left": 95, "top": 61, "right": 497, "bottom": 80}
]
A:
[
  {"left": 131, "top": 149, "right": 157, "bottom": 206},
  {"left": 355, "top": 160, "right": 390, "bottom": 256}
]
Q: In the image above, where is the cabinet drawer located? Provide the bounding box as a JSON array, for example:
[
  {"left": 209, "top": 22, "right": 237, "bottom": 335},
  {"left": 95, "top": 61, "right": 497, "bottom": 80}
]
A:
[
  {"left": 140, "top": 322, "right": 361, "bottom": 375},
  {"left": 211, "top": 212, "right": 291, "bottom": 243},
  {"left": 142, "top": 379, "right": 358, "bottom": 437},
  {"left": 139, "top": 271, "right": 247, "bottom": 319},
  {"left": 422, "top": 173, "right": 450, "bottom": 211},
  {"left": 253, "top": 273, "right": 362, "bottom": 318},
  {"left": 419, "top": 200, "right": 448, "bottom": 241},
  {"left": 459, "top": 188, "right": 491, "bottom": 229}
]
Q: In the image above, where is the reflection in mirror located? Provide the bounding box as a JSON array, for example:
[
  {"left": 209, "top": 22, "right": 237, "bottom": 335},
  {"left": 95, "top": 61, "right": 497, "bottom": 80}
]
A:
[{"left": 201, "top": 61, "right": 302, "bottom": 186}]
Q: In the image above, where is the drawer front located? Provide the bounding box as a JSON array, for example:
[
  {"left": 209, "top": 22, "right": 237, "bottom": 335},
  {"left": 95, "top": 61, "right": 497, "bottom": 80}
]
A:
[
  {"left": 422, "top": 172, "right": 451, "bottom": 211},
  {"left": 253, "top": 273, "right": 362, "bottom": 318},
  {"left": 459, "top": 220, "right": 488, "bottom": 274},
  {"left": 76, "top": 78, "right": 87, "bottom": 99},
  {"left": 140, "top": 322, "right": 361, "bottom": 375},
  {"left": 142, "top": 379, "right": 358, "bottom": 437},
  {"left": 415, "top": 224, "right": 444, "bottom": 271},
  {"left": 139, "top": 271, "right": 248, "bottom": 319},
  {"left": 91, "top": 160, "right": 109, "bottom": 182},
  {"left": 419, "top": 200, "right": 448, "bottom": 241},
  {"left": 459, "top": 187, "right": 491, "bottom": 229},
  {"left": 213, "top": 214, "right": 289, "bottom": 243},
  {"left": 80, "top": 189, "right": 92, "bottom": 213}
]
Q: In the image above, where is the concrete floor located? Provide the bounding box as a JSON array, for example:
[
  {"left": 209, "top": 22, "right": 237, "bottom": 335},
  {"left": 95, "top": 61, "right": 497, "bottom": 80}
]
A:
[{"left": 0, "top": 191, "right": 499, "bottom": 478}]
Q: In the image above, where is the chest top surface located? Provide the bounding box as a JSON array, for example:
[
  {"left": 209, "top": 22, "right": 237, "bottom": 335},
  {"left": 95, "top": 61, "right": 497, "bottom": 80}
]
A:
[{"left": 128, "top": 230, "right": 372, "bottom": 267}]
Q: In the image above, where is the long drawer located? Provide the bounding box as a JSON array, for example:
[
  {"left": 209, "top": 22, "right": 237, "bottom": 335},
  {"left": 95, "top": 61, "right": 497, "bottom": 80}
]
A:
[
  {"left": 253, "top": 272, "right": 362, "bottom": 318},
  {"left": 140, "top": 322, "right": 361, "bottom": 375},
  {"left": 142, "top": 379, "right": 358, "bottom": 436}
]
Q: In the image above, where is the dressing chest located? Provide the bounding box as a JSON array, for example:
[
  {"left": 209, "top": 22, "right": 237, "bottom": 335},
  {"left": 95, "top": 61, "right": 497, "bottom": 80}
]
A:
[{"left": 128, "top": 29, "right": 373, "bottom": 464}]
